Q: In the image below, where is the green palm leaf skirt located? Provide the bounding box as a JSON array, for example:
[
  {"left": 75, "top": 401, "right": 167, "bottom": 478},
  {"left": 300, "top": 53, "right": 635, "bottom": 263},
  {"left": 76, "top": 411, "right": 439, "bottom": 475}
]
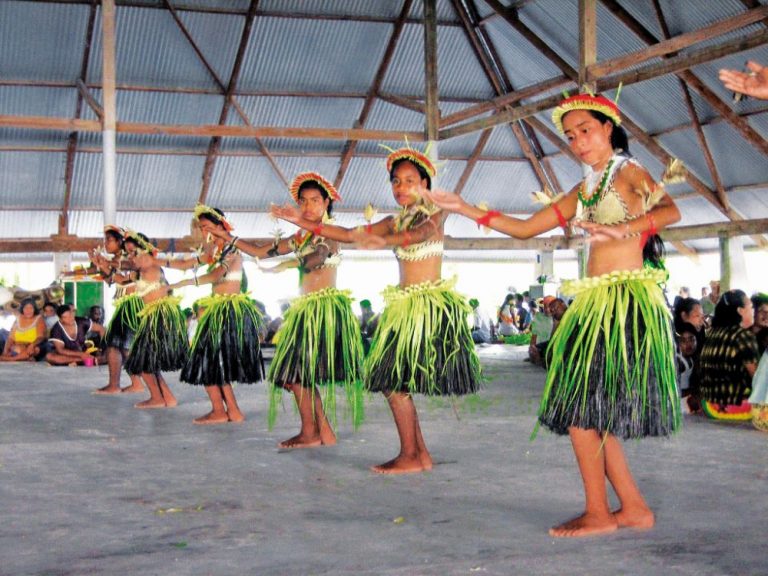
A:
[
  {"left": 537, "top": 269, "right": 680, "bottom": 439},
  {"left": 365, "top": 278, "right": 482, "bottom": 396},
  {"left": 267, "top": 288, "right": 365, "bottom": 429},
  {"left": 105, "top": 294, "right": 144, "bottom": 350},
  {"left": 181, "top": 293, "right": 264, "bottom": 386},
  {"left": 125, "top": 296, "right": 189, "bottom": 375}
]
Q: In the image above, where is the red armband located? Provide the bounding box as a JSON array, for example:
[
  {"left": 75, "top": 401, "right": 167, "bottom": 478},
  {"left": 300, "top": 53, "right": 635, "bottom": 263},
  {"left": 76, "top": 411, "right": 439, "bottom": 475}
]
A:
[
  {"left": 476, "top": 210, "right": 500, "bottom": 228},
  {"left": 402, "top": 231, "right": 412, "bottom": 248},
  {"left": 551, "top": 203, "right": 567, "bottom": 230},
  {"left": 312, "top": 224, "right": 324, "bottom": 237},
  {"left": 639, "top": 214, "right": 657, "bottom": 247},
  {"left": 366, "top": 223, "right": 372, "bottom": 234}
]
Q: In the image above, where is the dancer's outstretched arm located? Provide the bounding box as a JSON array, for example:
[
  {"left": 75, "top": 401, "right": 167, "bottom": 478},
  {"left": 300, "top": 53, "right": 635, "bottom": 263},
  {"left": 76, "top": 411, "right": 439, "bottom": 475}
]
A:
[{"left": 423, "top": 188, "right": 578, "bottom": 239}]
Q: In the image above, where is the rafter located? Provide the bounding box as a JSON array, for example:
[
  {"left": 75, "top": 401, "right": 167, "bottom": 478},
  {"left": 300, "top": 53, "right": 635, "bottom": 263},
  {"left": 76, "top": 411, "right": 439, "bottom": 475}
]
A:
[
  {"left": 453, "top": 129, "right": 493, "bottom": 196},
  {"left": 334, "top": 0, "right": 413, "bottom": 190},
  {"left": 424, "top": 0, "right": 440, "bottom": 141}
]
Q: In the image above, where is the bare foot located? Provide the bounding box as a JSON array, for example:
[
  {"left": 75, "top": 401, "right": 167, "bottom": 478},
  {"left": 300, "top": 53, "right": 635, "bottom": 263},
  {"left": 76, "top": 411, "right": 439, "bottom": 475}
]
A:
[
  {"left": 614, "top": 507, "right": 655, "bottom": 530},
  {"left": 419, "top": 450, "right": 433, "bottom": 471},
  {"left": 193, "top": 411, "right": 229, "bottom": 425},
  {"left": 120, "top": 384, "right": 145, "bottom": 394},
  {"left": 93, "top": 385, "right": 122, "bottom": 395},
  {"left": 227, "top": 411, "right": 245, "bottom": 423},
  {"left": 135, "top": 398, "right": 167, "bottom": 409},
  {"left": 319, "top": 426, "right": 337, "bottom": 446},
  {"left": 549, "top": 512, "right": 618, "bottom": 538},
  {"left": 278, "top": 433, "right": 322, "bottom": 449},
  {"left": 163, "top": 396, "right": 178, "bottom": 408},
  {"left": 371, "top": 455, "right": 425, "bottom": 475}
]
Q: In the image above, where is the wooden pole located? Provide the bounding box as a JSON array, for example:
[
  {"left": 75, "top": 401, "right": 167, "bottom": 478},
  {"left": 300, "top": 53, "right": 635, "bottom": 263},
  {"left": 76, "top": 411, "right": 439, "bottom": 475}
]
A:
[{"left": 101, "top": 0, "right": 117, "bottom": 226}]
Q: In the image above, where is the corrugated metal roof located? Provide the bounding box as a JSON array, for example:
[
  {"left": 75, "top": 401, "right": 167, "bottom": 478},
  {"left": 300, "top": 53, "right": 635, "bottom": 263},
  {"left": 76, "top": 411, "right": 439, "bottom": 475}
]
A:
[
  {"left": 0, "top": 86, "right": 75, "bottom": 149},
  {"left": 0, "top": 1, "right": 88, "bottom": 82},
  {"left": 260, "top": 0, "right": 405, "bottom": 20},
  {"left": 459, "top": 159, "right": 542, "bottom": 212},
  {"left": 239, "top": 17, "right": 391, "bottom": 93},
  {"left": 0, "top": 210, "right": 59, "bottom": 239},
  {"left": 0, "top": 152, "right": 67, "bottom": 208}
]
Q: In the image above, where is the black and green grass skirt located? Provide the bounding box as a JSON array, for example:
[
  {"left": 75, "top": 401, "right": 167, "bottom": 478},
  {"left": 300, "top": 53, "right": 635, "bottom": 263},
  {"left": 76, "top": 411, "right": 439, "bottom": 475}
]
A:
[
  {"left": 105, "top": 294, "right": 143, "bottom": 350},
  {"left": 365, "top": 278, "right": 482, "bottom": 396},
  {"left": 536, "top": 269, "right": 680, "bottom": 439},
  {"left": 125, "top": 296, "right": 189, "bottom": 375},
  {"left": 267, "top": 287, "right": 365, "bottom": 429},
  {"left": 181, "top": 293, "right": 264, "bottom": 386}
]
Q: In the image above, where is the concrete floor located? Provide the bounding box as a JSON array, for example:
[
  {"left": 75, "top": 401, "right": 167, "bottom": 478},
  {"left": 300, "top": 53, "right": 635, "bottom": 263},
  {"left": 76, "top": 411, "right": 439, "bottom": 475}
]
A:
[{"left": 1, "top": 345, "right": 766, "bottom": 576}]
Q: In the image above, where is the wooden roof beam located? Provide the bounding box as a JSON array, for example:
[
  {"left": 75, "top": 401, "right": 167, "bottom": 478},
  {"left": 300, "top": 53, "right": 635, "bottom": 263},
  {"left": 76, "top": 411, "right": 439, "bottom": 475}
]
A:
[{"left": 424, "top": 0, "right": 439, "bottom": 141}]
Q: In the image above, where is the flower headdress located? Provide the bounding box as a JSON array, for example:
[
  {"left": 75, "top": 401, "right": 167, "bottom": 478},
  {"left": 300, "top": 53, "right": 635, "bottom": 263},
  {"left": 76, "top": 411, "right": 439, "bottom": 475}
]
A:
[
  {"left": 552, "top": 93, "right": 622, "bottom": 134},
  {"left": 383, "top": 144, "right": 437, "bottom": 179},
  {"left": 289, "top": 172, "right": 341, "bottom": 204},
  {"left": 193, "top": 204, "right": 233, "bottom": 232},
  {"left": 122, "top": 229, "right": 157, "bottom": 256},
  {"left": 103, "top": 224, "right": 124, "bottom": 238}
]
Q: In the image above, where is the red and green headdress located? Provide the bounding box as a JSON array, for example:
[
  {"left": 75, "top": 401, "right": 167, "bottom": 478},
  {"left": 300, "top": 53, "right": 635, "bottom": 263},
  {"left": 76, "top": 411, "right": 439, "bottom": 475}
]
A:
[
  {"left": 193, "top": 204, "right": 233, "bottom": 232},
  {"left": 289, "top": 172, "right": 340, "bottom": 204},
  {"left": 552, "top": 94, "right": 622, "bottom": 134},
  {"left": 384, "top": 146, "right": 436, "bottom": 179}
]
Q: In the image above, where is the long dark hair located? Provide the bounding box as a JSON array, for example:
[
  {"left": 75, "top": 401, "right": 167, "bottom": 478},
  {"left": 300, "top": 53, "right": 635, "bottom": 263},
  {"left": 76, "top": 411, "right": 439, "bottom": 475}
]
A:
[
  {"left": 298, "top": 181, "right": 335, "bottom": 216},
  {"left": 712, "top": 289, "right": 748, "bottom": 329},
  {"left": 198, "top": 207, "right": 227, "bottom": 227},
  {"left": 390, "top": 158, "right": 432, "bottom": 190}
]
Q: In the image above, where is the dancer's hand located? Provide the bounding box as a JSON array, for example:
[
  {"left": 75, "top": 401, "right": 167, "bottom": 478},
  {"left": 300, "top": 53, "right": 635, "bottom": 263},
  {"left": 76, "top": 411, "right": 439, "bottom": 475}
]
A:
[
  {"left": 422, "top": 188, "right": 465, "bottom": 212},
  {"left": 575, "top": 220, "right": 626, "bottom": 243},
  {"left": 350, "top": 226, "right": 386, "bottom": 249},
  {"left": 259, "top": 260, "right": 297, "bottom": 273},
  {"left": 719, "top": 61, "right": 768, "bottom": 100},
  {"left": 207, "top": 227, "right": 232, "bottom": 241},
  {"left": 270, "top": 203, "right": 301, "bottom": 224}
]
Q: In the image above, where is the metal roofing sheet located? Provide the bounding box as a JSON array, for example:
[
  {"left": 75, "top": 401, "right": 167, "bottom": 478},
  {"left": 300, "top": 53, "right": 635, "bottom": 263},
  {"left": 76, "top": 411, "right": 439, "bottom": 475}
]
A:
[
  {"left": 0, "top": 1, "right": 89, "bottom": 82},
  {"left": 726, "top": 187, "right": 768, "bottom": 221},
  {"left": 0, "top": 152, "right": 67, "bottom": 209},
  {"left": 381, "top": 22, "right": 496, "bottom": 100},
  {"left": 87, "top": 5, "right": 238, "bottom": 90},
  {"left": 459, "top": 159, "right": 542, "bottom": 212},
  {"left": 69, "top": 153, "right": 205, "bottom": 209},
  {"left": 0, "top": 86, "right": 75, "bottom": 149},
  {"left": 703, "top": 121, "right": 768, "bottom": 188},
  {"left": 238, "top": 17, "right": 391, "bottom": 93},
  {"left": 482, "top": 123, "right": 525, "bottom": 157},
  {"left": 0, "top": 210, "right": 59, "bottom": 239},
  {"left": 619, "top": 76, "right": 692, "bottom": 135},
  {"left": 673, "top": 195, "right": 729, "bottom": 227},
  {"left": 259, "top": 0, "right": 405, "bottom": 19}
]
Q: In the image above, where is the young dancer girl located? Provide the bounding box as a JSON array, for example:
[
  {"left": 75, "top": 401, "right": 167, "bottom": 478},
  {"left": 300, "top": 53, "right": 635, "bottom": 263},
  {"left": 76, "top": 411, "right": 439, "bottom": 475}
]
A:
[
  {"left": 216, "top": 173, "right": 364, "bottom": 447},
  {"left": 123, "top": 232, "right": 187, "bottom": 409},
  {"left": 425, "top": 94, "right": 681, "bottom": 536},
  {"left": 164, "top": 206, "right": 263, "bottom": 424},
  {"left": 272, "top": 152, "right": 482, "bottom": 472}
]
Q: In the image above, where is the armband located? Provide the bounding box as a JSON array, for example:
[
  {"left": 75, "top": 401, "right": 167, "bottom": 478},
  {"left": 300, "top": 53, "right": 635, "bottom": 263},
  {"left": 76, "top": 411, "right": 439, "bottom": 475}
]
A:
[{"left": 476, "top": 210, "right": 500, "bottom": 228}]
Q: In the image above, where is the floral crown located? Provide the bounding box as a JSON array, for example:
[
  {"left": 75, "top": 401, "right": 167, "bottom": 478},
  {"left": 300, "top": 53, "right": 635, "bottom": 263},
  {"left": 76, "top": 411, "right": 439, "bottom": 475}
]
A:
[
  {"left": 122, "top": 229, "right": 157, "bottom": 255},
  {"left": 103, "top": 224, "right": 124, "bottom": 238},
  {"left": 193, "top": 204, "right": 233, "bottom": 232},
  {"left": 552, "top": 94, "right": 622, "bottom": 134},
  {"left": 383, "top": 145, "right": 437, "bottom": 179},
  {"left": 289, "top": 172, "right": 341, "bottom": 204}
]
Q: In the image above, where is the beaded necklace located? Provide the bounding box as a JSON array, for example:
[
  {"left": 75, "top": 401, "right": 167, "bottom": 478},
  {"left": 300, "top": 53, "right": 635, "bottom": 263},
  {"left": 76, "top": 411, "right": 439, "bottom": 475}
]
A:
[{"left": 578, "top": 157, "right": 615, "bottom": 207}]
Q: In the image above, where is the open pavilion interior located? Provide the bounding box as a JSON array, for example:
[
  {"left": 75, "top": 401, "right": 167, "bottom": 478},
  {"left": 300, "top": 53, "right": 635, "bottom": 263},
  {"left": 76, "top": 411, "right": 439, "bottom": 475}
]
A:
[{"left": 1, "top": 0, "right": 767, "bottom": 574}]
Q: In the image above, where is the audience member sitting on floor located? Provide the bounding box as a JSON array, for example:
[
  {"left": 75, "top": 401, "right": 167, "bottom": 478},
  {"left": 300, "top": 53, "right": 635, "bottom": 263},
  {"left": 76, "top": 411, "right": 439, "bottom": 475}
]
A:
[
  {"left": 699, "top": 289, "right": 759, "bottom": 421},
  {"left": 673, "top": 296, "right": 706, "bottom": 354},
  {"left": 85, "top": 305, "right": 105, "bottom": 351},
  {"left": 675, "top": 322, "right": 701, "bottom": 414},
  {"left": 46, "top": 304, "right": 106, "bottom": 366},
  {"left": 469, "top": 298, "right": 493, "bottom": 344},
  {"left": 750, "top": 293, "right": 768, "bottom": 356},
  {"left": 528, "top": 296, "right": 554, "bottom": 366},
  {"left": 0, "top": 298, "right": 47, "bottom": 362},
  {"left": 542, "top": 297, "right": 568, "bottom": 367},
  {"left": 42, "top": 301, "right": 58, "bottom": 333},
  {"left": 497, "top": 293, "right": 519, "bottom": 337}
]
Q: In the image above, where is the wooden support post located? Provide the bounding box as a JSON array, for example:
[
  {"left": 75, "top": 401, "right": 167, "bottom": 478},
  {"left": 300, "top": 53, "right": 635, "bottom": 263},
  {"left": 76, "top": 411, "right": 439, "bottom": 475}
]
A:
[
  {"left": 101, "top": 0, "right": 117, "bottom": 226},
  {"left": 579, "top": 0, "right": 597, "bottom": 92},
  {"left": 424, "top": 0, "right": 439, "bottom": 141},
  {"left": 719, "top": 234, "right": 731, "bottom": 292}
]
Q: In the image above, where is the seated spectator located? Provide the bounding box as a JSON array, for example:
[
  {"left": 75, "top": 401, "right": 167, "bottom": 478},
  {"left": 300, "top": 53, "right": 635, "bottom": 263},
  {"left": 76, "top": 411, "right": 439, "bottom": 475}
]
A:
[
  {"left": 675, "top": 322, "right": 701, "bottom": 413},
  {"left": 469, "top": 298, "right": 493, "bottom": 344},
  {"left": 750, "top": 293, "right": 768, "bottom": 356},
  {"left": 42, "top": 301, "right": 58, "bottom": 333},
  {"left": 265, "top": 302, "right": 289, "bottom": 344},
  {"left": 701, "top": 280, "right": 720, "bottom": 320},
  {"left": 543, "top": 298, "right": 568, "bottom": 367},
  {"left": 497, "top": 293, "right": 519, "bottom": 337},
  {"left": 699, "top": 290, "right": 759, "bottom": 420},
  {"left": 749, "top": 349, "right": 768, "bottom": 432},
  {"left": 359, "top": 299, "right": 379, "bottom": 354},
  {"left": 0, "top": 298, "right": 47, "bottom": 362},
  {"left": 516, "top": 293, "right": 531, "bottom": 332},
  {"left": 528, "top": 296, "right": 554, "bottom": 365},
  {"left": 85, "top": 305, "right": 105, "bottom": 350},
  {"left": 46, "top": 304, "right": 106, "bottom": 366},
  {"left": 673, "top": 297, "right": 706, "bottom": 353}
]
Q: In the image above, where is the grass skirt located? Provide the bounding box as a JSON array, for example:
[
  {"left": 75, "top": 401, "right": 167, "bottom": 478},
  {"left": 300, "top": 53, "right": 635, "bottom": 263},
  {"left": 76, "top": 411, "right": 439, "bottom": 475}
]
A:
[
  {"left": 365, "top": 278, "right": 482, "bottom": 396},
  {"left": 181, "top": 293, "right": 264, "bottom": 386},
  {"left": 105, "top": 294, "right": 143, "bottom": 350},
  {"left": 125, "top": 296, "right": 189, "bottom": 375},
  {"left": 537, "top": 269, "right": 680, "bottom": 439},
  {"left": 267, "top": 288, "right": 365, "bottom": 429}
]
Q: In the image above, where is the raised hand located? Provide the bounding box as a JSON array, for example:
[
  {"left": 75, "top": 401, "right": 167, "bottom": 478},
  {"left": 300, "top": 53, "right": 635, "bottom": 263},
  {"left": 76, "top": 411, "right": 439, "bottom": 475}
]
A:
[
  {"left": 719, "top": 61, "right": 768, "bottom": 100},
  {"left": 350, "top": 226, "right": 387, "bottom": 249},
  {"left": 575, "top": 220, "right": 625, "bottom": 244},
  {"left": 422, "top": 188, "right": 465, "bottom": 212},
  {"left": 270, "top": 203, "right": 301, "bottom": 224}
]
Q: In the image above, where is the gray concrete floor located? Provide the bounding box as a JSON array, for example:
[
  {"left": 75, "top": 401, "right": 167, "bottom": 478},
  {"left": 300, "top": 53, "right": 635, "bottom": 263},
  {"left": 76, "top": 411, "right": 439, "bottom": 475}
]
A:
[{"left": 1, "top": 346, "right": 766, "bottom": 576}]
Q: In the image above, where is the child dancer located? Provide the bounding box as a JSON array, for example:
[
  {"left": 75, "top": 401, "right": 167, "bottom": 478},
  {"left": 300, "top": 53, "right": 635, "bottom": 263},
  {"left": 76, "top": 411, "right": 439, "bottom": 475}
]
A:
[
  {"left": 272, "top": 151, "right": 482, "bottom": 472},
  {"left": 425, "top": 94, "right": 681, "bottom": 536},
  {"left": 165, "top": 206, "right": 263, "bottom": 424}
]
